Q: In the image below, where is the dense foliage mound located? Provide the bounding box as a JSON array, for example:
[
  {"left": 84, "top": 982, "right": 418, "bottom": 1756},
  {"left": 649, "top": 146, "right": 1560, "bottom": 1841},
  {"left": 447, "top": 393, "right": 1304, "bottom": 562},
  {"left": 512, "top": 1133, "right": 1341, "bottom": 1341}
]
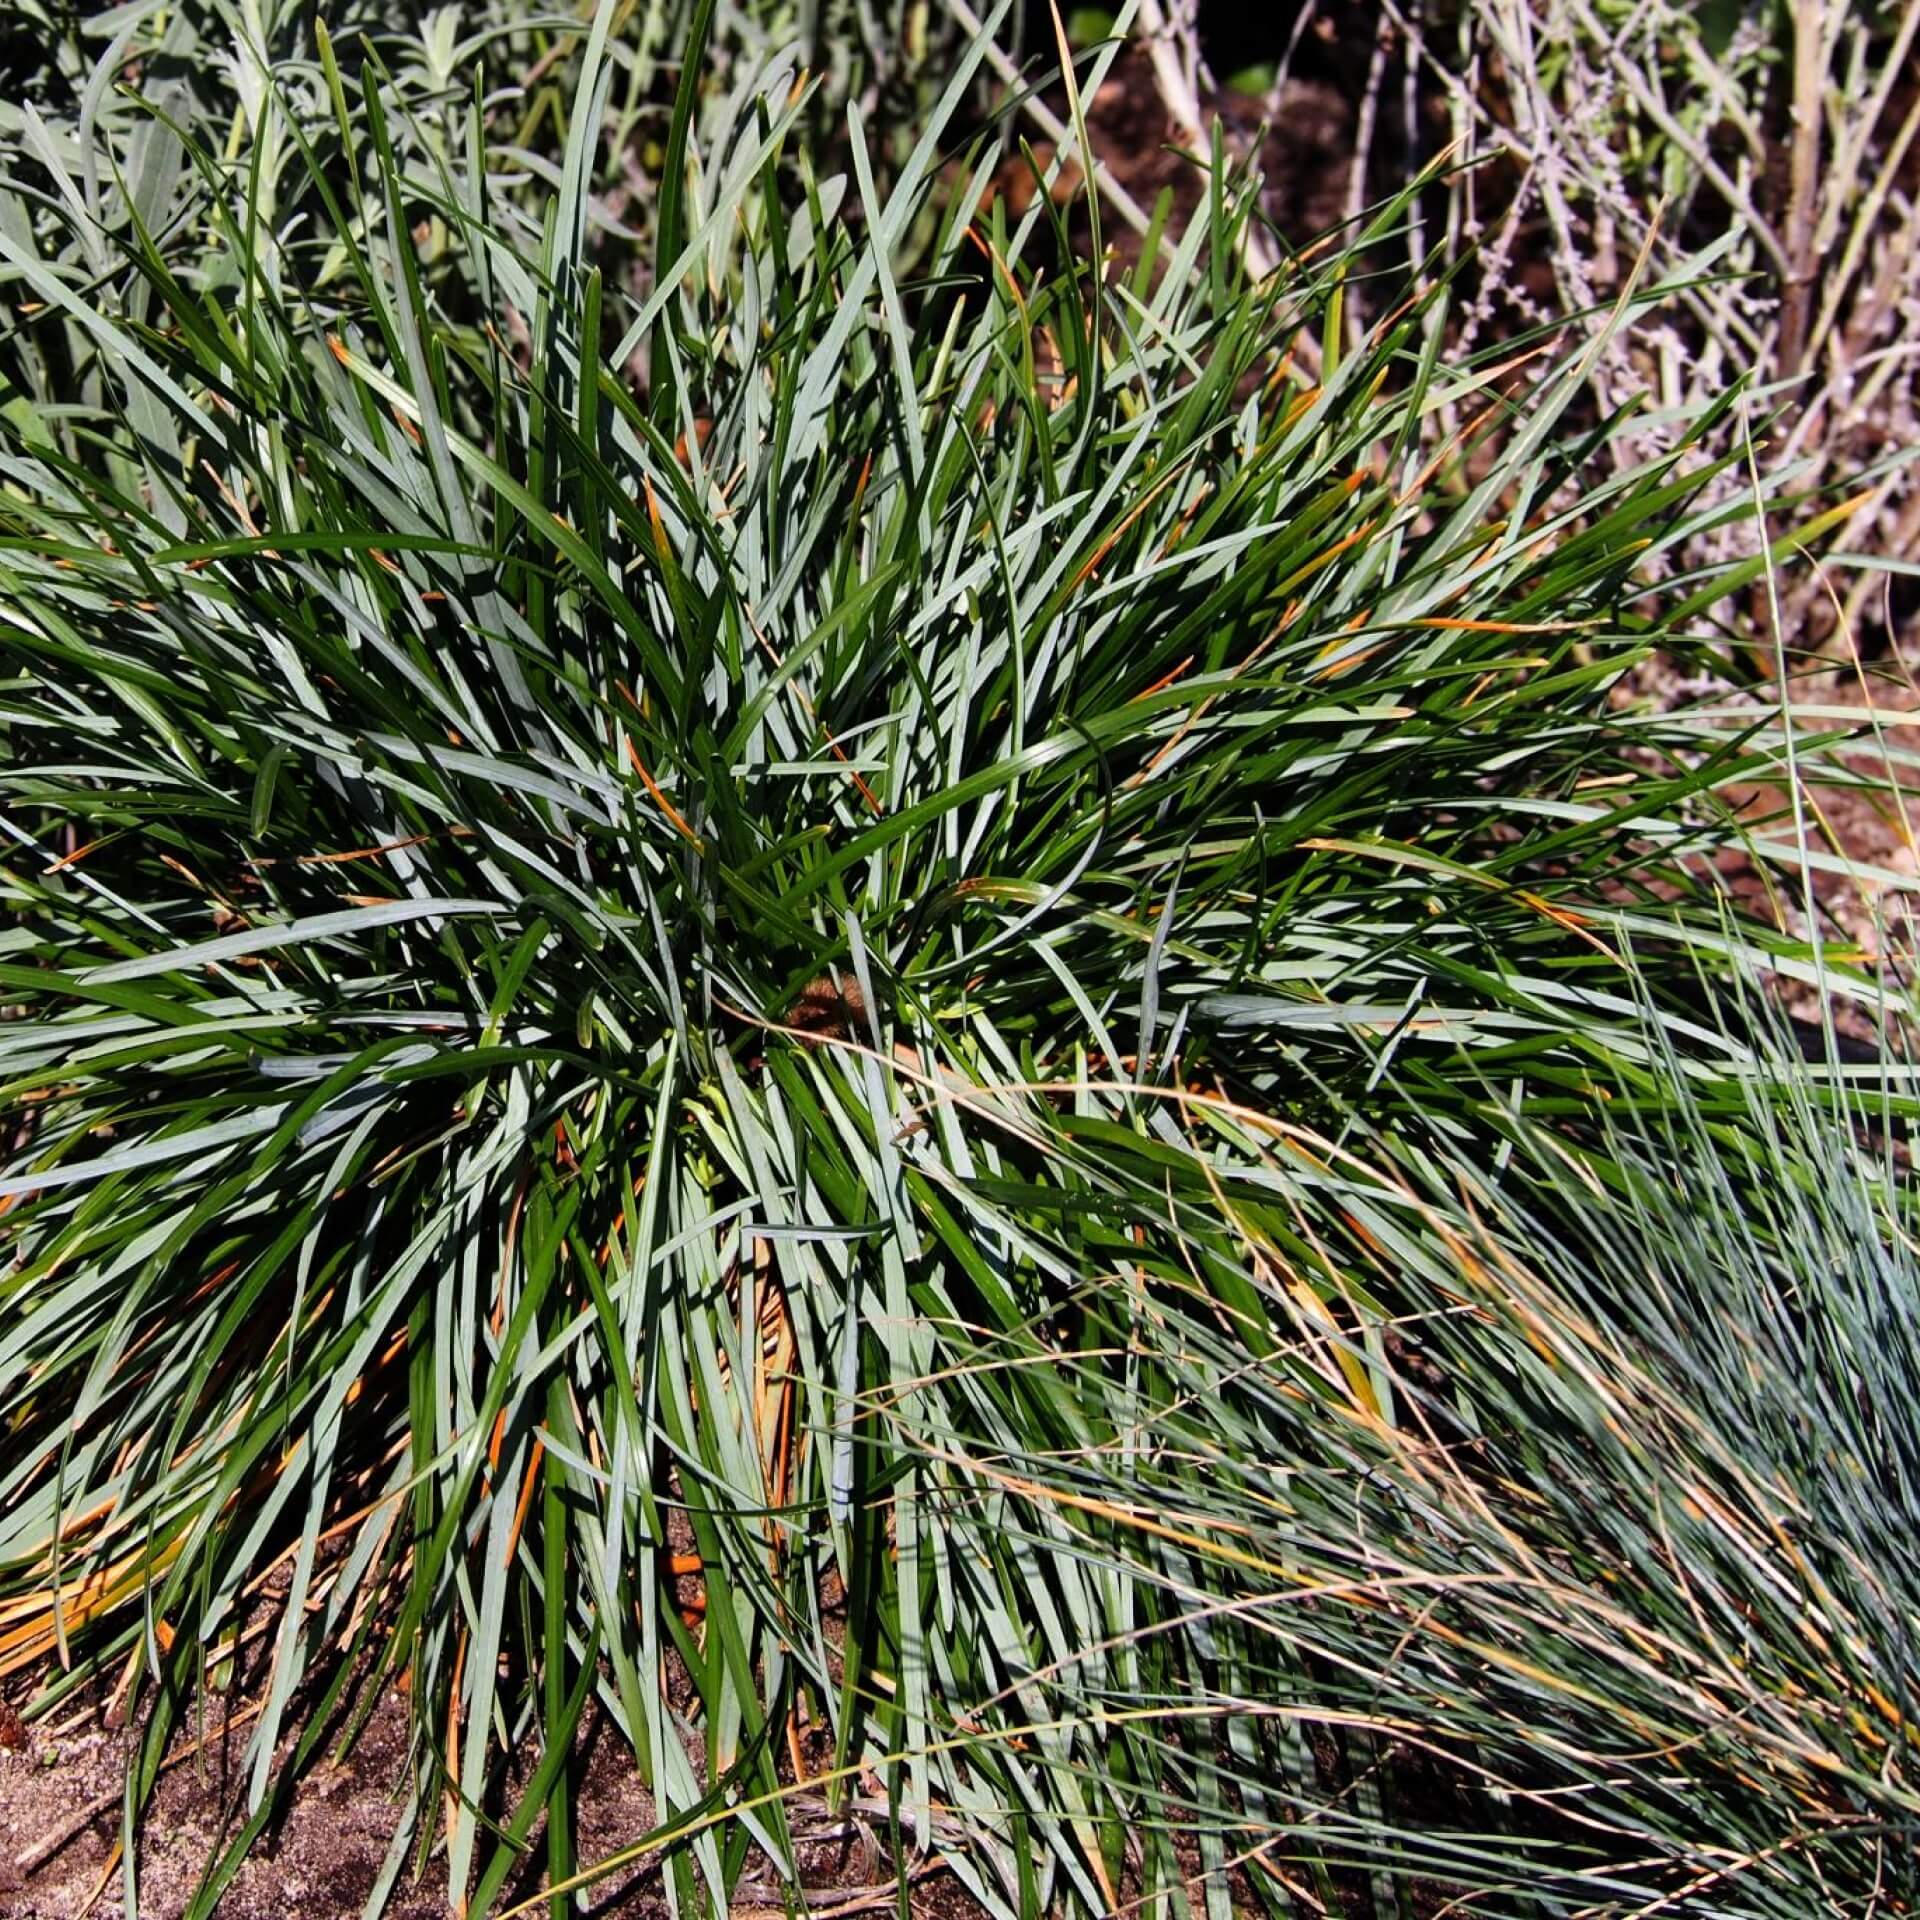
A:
[{"left": 2, "top": 4, "right": 1910, "bottom": 1915}]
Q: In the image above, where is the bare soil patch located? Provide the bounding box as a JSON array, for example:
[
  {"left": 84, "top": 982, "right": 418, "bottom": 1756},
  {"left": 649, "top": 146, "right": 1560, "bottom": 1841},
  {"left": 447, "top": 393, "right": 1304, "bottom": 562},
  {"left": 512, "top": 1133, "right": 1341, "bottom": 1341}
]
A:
[{"left": 1, "top": 1682, "right": 979, "bottom": 1920}]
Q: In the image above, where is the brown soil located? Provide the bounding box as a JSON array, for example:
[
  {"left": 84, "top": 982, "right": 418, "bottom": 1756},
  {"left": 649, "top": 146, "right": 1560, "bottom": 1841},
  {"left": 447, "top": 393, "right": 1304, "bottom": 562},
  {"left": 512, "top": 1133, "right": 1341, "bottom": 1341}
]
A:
[
  {"left": 980, "top": 41, "right": 1359, "bottom": 271},
  {"left": 2, "top": 1688, "right": 448, "bottom": 1920},
  {"left": 0, "top": 1684, "right": 983, "bottom": 1920}
]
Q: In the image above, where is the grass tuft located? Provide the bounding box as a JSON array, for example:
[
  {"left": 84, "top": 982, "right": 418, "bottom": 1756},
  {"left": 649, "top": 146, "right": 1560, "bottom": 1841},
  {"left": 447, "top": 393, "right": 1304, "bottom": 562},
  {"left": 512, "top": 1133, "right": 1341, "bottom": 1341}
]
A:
[{"left": 2, "top": 6, "right": 1912, "bottom": 1916}]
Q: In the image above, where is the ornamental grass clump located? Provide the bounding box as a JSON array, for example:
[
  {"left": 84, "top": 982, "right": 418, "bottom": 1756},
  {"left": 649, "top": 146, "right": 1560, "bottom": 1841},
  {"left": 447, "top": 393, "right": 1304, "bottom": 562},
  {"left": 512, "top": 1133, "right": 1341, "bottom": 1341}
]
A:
[
  {"left": 0, "top": 3, "right": 1899, "bottom": 1914},
  {"left": 894, "top": 983, "right": 1920, "bottom": 1917}
]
